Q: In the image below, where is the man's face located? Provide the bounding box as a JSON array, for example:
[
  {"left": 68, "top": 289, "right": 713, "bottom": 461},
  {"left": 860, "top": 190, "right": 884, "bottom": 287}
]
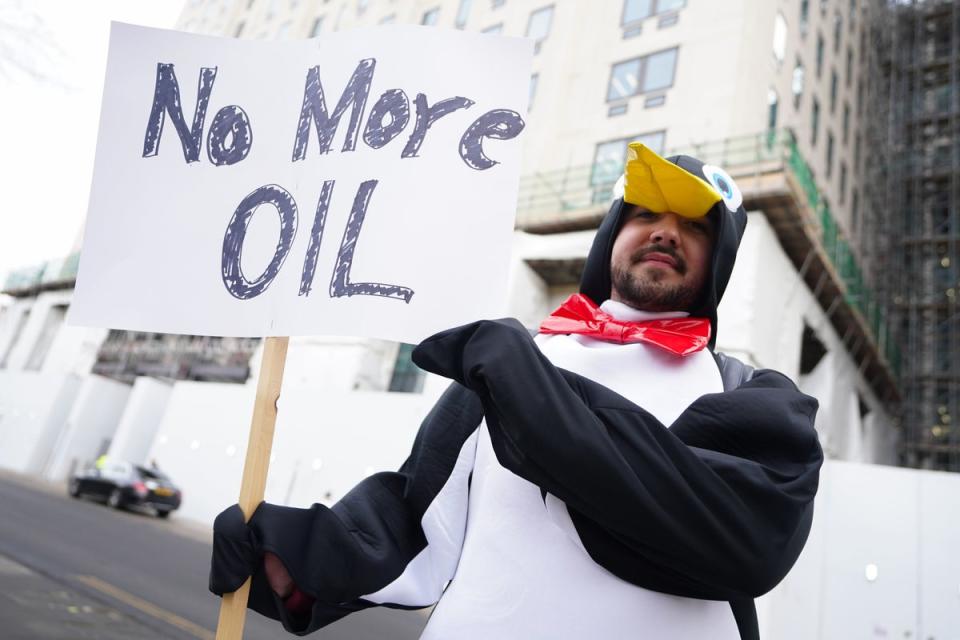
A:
[{"left": 609, "top": 205, "right": 715, "bottom": 312}]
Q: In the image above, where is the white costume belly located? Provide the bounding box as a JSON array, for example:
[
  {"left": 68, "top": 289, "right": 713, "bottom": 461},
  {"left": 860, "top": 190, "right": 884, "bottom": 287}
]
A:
[{"left": 420, "top": 304, "right": 741, "bottom": 639}]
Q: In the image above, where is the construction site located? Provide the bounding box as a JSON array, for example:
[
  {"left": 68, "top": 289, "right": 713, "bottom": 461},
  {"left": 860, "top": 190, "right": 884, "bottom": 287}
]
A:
[{"left": 857, "top": 0, "right": 960, "bottom": 471}]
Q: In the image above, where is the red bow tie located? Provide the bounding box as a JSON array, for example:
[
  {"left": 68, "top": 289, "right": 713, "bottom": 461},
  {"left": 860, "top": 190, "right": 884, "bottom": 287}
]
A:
[{"left": 538, "top": 294, "right": 711, "bottom": 356}]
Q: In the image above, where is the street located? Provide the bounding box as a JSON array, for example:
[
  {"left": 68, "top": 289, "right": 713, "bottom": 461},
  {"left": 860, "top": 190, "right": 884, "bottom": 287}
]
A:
[{"left": 0, "top": 471, "right": 428, "bottom": 639}]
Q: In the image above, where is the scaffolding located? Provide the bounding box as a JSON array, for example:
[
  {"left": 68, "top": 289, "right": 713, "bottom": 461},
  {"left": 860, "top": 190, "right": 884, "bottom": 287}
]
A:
[{"left": 862, "top": 0, "right": 960, "bottom": 471}]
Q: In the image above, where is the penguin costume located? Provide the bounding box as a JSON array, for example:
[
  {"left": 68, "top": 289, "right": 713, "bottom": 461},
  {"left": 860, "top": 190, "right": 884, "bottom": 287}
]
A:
[{"left": 210, "top": 144, "right": 823, "bottom": 640}]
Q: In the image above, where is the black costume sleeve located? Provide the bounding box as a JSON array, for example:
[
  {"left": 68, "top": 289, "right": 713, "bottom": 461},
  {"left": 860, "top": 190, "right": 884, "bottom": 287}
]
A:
[
  {"left": 412, "top": 318, "right": 823, "bottom": 602},
  {"left": 227, "top": 383, "right": 483, "bottom": 635}
]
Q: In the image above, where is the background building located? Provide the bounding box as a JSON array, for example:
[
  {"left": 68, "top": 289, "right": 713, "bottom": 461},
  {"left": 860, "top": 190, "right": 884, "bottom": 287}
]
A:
[{"left": 2, "top": 1, "right": 959, "bottom": 637}]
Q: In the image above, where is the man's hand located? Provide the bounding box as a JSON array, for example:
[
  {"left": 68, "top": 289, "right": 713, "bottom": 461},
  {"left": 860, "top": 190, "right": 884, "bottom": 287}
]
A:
[
  {"left": 209, "top": 504, "right": 260, "bottom": 595},
  {"left": 412, "top": 318, "right": 532, "bottom": 386},
  {"left": 264, "top": 551, "right": 294, "bottom": 598}
]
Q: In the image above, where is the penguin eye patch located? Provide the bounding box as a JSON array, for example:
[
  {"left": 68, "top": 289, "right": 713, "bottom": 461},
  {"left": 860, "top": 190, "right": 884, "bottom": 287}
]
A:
[{"left": 701, "top": 164, "right": 743, "bottom": 212}]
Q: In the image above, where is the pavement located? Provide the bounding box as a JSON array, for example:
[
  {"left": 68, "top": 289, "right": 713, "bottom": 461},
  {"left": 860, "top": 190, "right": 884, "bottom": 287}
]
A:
[
  {"left": 0, "top": 553, "right": 162, "bottom": 640},
  {"left": 0, "top": 469, "right": 428, "bottom": 639}
]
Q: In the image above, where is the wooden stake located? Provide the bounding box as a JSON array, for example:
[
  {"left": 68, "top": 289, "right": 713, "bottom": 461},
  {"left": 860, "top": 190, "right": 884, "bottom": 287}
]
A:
[{"left": 215, "top": 336, "right": 290, "bottom": 640}]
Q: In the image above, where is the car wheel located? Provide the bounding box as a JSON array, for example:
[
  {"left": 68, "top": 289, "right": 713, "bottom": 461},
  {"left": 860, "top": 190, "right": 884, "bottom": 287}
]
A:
[
  {"left": 68, "top": 479, "right": 80, "bottom": 498},
  {"left": 156, "top": 510, "right": 171, "bottom": 519},
  {"left": 107, "top": 488, "right": 124, "bottom": 510}
]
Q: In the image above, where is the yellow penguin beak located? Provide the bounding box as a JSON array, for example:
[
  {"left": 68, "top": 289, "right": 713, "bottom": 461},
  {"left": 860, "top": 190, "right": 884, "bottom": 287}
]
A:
[{"left": 622, "top": 142, "right": 721, "bottom": 219}]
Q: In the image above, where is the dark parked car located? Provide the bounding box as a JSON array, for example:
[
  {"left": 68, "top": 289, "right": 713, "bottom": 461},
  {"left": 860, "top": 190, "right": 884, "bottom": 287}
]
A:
[{"left": 68, "top": 459, "right": 182, "bottom": 518}]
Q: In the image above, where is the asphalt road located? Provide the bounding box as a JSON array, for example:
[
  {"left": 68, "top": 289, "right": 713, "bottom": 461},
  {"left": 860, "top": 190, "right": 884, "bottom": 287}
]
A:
[{"left": 0, "top": 471, "right": 428, "bottom": 639}]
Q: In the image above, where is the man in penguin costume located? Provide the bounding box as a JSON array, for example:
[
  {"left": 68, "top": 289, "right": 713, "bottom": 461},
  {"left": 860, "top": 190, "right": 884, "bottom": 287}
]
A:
[{"left": 210, "top": 143, "right": 823, "bottom": 640}]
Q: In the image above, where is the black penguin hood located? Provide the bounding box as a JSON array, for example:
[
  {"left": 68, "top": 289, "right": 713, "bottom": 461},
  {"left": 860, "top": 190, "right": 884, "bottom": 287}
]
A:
[{"left": 579, "top": 152, "right": 748, "bottom": 349}]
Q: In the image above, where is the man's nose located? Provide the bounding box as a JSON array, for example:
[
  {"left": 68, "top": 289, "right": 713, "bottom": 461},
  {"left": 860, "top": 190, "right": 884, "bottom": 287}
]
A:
[{"left": 649, "top": 215, "right": 680, "bottom": 246}]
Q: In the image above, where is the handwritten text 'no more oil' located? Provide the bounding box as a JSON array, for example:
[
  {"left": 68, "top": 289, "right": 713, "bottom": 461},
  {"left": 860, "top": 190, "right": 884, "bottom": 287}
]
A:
[{"left": 141, "top": 59, "right": 525, "bottom": 304}]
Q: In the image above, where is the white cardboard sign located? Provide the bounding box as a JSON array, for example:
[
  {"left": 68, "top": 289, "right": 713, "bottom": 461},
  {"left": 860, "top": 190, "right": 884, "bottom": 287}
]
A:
[{"left": 70, "top": 23, "right": 533, "bottom": 343}]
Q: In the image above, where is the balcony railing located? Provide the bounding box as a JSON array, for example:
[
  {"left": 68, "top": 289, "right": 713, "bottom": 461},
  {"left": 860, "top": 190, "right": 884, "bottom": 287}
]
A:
[
  {"left": 783, "top": 133, "right": 902, "bottom": 378},
  {"left": 2, "top": 252, "right": 80, "bottom": 295}
]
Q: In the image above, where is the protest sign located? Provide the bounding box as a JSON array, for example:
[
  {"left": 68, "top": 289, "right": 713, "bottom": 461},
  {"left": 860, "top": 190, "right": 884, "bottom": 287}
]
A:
[{"left": 71, "top": 22, "right": 532, "bottom": 344}]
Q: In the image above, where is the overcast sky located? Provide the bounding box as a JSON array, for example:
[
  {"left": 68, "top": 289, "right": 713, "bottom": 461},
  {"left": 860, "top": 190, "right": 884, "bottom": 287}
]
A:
[{"left": 0, "top": 0, "right": 185, "bottom": 287}]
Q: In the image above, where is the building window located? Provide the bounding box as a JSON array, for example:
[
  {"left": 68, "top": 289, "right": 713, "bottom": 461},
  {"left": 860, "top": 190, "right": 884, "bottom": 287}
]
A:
[
  {"left": 792, "top": 57, "right": 805, "bottom": 109},
  {"left": 830, "top": 69, "right": 838, "bottom": 112},
  {"left": 622, "top": 0, "right": 651, "bottom": 24},
  {"left": 856, "top": 78, "right": 864, "bottom": 114},
  {"left": 816, "top": 33, "right": 824, "bottom": 77},
  {"left": 767, "top": 88, "right": 779, "bottom": 130},
  {"left": 591, "top": 132, "right": 666, "bottom": 201},
  {"left": 421, "top": 7, "right": 440, "bottom": 25},
  {"left": 24, "top": 304, "right": 67, "bottom": 371},
  {"left": 839, "top": 162, "right": 847, "bottom": 204},
  {"left": 657, "top": 12, "right": 679, "bottom": 28},
  {"left": 811, "top": 97, "right": 820, "bottom": 146},
  {"left": 529, "top": 73, "right": 538, "bottom": 108},
  {"left": 309, "top": 16, "right": 323, "bottom": 36},
  {"left": 455, "top": 0, "right": 471, "bottom": 29},
  {"left": 846, "top": 46, "right": 853, "bottom": 87},
  {"left": 482, "top": 23, "right": 503, "bottom": 34},
  {"left": 842, "top": 103, "right": 850, "bottom": 144},
  {"left": 644, "top": 94, "right": 665, "bottom": 108},
  {"left": 833, "top": 12, "right": 842, "bottom": 53},
  {"left": 234, "top": 21, "right": 245, "bottom": 37},
  {"left": 849, "top": 0, "right": 856, "bottom": 31},
  {"left": 622, "top": 0, "right": 685, "bottom": 25},
  {"left": 607, "top": 47, "right": 678, "bottom": 102},
  {"left": 526, "top": 5, "right": 554, "bottom": 54},
  {"left": 492, "top": 0, "right": 506, "bottom": 7},
  {"left": 800, "top": 0, "right": 809, "bottom": 35},
  {"left": 854, "top": 131, "right": 861, "bottom": 168},
  {"left": 388, "top": 344, "right": 425, "bottom": 393},
  {"left": 0, "top": 309, "right": 30, "bottom": 369},
  {"left": 826, "top": 130, "right": 834, "bottom": 177},
  {"left": 657, "top": 0, "right": 685, "bottom": 11},
  {"left": 799, "top": 324, "right": 828, "bottom": 374},
  {"left": 772, "top": 12, "right": 787, "bottom": 65},
  {"left": 379, "top": 14, "right": 395, "bottom": 24},
  {"left": 851, "top": 188, "right": 859, "bottom": 231}
]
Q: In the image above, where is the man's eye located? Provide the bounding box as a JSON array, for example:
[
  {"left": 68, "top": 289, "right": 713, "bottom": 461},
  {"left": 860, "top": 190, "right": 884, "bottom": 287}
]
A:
[{"left": 685, "top": 219, "right": 710, "bottom": 234}]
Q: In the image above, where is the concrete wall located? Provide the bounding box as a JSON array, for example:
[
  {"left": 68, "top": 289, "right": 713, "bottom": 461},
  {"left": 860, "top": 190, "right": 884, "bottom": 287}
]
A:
[
  {"left": 144, "top": 378, "right": 447, "bottom": 525},
  {"left": 758, "top": 460, "right": 960, "bottom": 640},
  {"left": 0, "top": 371, "right": 82, "bottom": 474},
  {"left": 42, "top": 375, "right": 131, "bottom": 482},
  {"left": 107, "top": 377, "right": 174, "bottom": 465}
]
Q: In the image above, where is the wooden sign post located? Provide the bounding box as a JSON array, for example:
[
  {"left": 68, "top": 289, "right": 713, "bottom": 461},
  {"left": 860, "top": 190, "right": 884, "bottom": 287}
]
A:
[{"left": 215, "top": 336, "right": 289, "bottom": 640}]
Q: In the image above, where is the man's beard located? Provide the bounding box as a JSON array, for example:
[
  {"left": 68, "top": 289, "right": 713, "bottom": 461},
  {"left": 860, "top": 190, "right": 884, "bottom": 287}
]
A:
[{"left": 610, "top": 245, "right": 704, "bottom": 312}]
